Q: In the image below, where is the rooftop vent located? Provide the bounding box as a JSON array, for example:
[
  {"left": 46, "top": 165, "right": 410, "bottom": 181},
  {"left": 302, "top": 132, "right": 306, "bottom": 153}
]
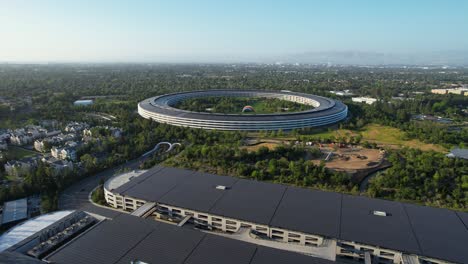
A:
[
  {"left": 216, "top": 185, "right": 229, "bottom": 190},
  {"left": 372, "top": 210, "right": 388, "bottom": 217}
]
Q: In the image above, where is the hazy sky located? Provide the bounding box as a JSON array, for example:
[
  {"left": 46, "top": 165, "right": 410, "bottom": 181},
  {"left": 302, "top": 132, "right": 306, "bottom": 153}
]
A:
[{"left": 1, "top": 0, "right": 467, "bottom": 62}]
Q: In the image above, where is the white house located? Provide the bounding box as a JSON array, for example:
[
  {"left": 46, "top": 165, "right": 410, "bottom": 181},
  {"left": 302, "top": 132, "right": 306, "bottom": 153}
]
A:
[
  {"left": 352, "top": 97, "right": 378, "bottom": 105},
  {"left": 51, "top": 141, "right": 78, "bottom": 161},
  {"left": 4, "top": 157, "right": 38, "bottom": 177}
]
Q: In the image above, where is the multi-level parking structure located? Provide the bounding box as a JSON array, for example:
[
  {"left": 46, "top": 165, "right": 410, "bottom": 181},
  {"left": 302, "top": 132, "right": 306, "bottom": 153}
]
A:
[
  {"left": 103, "top": 166, "right": 468, "bottom": 264},
  {"left": 138, "top": 90, "right": 348, "bottom": 131}
]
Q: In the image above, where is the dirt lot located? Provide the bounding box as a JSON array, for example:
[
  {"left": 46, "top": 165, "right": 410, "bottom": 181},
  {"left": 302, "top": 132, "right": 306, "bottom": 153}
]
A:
[{"left": 312, "top": 147, "right": 384, "bottom": 172}]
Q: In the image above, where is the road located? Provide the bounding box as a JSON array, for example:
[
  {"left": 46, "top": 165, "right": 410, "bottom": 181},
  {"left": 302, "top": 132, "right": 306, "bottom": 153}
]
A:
[
  {"left": 58, "top": 157, "right": 143, "bottom": 218},
  {"left": 58, "top": 142, "right": 181, "bottom": 218}
]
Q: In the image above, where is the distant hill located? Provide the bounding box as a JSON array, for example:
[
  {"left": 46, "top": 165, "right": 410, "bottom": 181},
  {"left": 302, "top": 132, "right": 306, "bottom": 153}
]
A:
[{"left": 279, "top": 50, "right": 468, "bottom": 66}]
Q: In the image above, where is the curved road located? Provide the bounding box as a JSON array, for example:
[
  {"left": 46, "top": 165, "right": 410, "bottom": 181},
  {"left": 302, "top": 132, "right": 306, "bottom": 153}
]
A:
[
  {"left": 58, "top": 142, "right": 182, "bottom": 218},
  {"left": 58, "top": 157, "right": 144, "bottom": 218}
]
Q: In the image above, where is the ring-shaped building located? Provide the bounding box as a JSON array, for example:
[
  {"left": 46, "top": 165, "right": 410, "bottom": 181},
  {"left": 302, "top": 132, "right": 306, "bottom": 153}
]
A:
[{"left": 138, "top": 90, "right": 348, "bottom": 131}]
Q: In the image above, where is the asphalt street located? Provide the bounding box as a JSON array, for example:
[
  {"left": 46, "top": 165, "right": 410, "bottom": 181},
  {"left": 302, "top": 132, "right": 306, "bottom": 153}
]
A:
[{"left": 58, "top": 157, "right": 144, "bottom": 218}]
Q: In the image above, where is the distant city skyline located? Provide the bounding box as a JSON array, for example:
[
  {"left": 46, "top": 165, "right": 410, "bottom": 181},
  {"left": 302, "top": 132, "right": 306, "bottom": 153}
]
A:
[{"left": 1, "top": 0, "right": 468, "bottom": 64}]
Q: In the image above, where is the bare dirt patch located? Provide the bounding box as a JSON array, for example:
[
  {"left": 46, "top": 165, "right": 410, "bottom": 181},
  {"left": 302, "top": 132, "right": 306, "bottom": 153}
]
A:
[{"left": 311, "top": 146, "right": 385, "bottom": 172}]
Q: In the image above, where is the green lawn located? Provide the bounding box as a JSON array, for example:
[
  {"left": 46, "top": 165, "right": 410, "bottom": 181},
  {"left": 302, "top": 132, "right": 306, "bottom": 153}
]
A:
[
  {"left": 7, "top": 146, "right": 38, "bottom": 159},
  {"left": 176, "top": 96, "right": 313, "bottom": 114},
  {"left": 299, "top": 124, "right": 447, "bottom": 152}
]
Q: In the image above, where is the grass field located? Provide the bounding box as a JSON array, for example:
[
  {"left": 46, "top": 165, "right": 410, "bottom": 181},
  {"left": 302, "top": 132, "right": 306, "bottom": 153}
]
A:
[
  {"left": 241, "top": 142, "right": 281, "bottom": 152},
  {"left": 306, "top": 124, "right": 447, "bottom": 153},
  {"left": 7, "top": 146, "right": 38, "bottom": 159}
]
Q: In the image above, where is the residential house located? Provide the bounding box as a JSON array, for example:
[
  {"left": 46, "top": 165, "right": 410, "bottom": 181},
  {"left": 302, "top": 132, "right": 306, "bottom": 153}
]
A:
[
  {"left": 51, "top": 141, "right": 78, "bottom": 161},
  {"left": 4, "top": 157, "right": 38, "bottom": 177},
  {"left": 351, "top": 97, "right": 378, "bottom": 105},
  {"left": 0, "top": 141, "right": 7, "bottom": 150},
  {"left": 65, "top": 122, "right": 89, "bottom": 133},
  {"left": 41, "top": 156, "right": 74, "bottom": 175}
]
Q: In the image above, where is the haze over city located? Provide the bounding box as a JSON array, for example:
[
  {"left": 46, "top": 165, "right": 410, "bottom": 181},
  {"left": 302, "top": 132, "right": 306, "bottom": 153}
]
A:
[
  {"left": 1, "top": 0, "right": 468, "bottom": 64},
  {"left": 0, "top": 1, "right": 467, "bottom": 264}
]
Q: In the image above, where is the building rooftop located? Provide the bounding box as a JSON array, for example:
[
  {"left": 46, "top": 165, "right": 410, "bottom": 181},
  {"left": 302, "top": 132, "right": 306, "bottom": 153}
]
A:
[
  {"left": 113, "top": 166, "right": 468, "bottom": 263},
  {"left": 446, "top": 148, "right": 468, "bottom": 159},
  {"left": 73, "top": 99, "right": 94, "bottom": 106},
  {"left": 0, "top": 210, "right": 75, "bottom": 252},
  {"left": 104, "top": 169, "right": 148, "bottom": 192},
  {"left": 46, "top": 213, "right": 337, "bottom": 264},
  {"left": 1, "top": 198, "right": 28, "bottom": 226}
]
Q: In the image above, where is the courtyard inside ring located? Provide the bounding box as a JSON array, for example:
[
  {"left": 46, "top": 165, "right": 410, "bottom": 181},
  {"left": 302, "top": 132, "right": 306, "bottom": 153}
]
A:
[{"left": 137, "top": 90, "right": 348, "bottom": 131}]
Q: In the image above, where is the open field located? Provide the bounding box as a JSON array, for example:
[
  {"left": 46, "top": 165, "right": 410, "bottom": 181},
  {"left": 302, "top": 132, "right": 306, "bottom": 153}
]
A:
[
  {"left": 360, "top": 124, "right": 447, "bottom": 152},
  {"left": 7, "top": 146, "right": 38, "bottom": 159},
  {"left": 306, "top": 124, "right": 447, "bottom": 153},
  {"left": 241, "top": 142, "right": 281, "bottom": 152}
]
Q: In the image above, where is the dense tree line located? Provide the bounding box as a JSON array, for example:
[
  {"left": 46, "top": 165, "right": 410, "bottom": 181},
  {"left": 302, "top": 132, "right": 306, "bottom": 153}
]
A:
[
  {"left": 367, "top": 148, "right": 467, "bottom": 210},
  {"left": 0, "top": 64, "right": 466, "bottom": 211},
  {"left": 344, "top": 97, "right": 467, "bottom": 146},
  {"left": 166, "top": 144, "right": 356, "bottom": 193}
]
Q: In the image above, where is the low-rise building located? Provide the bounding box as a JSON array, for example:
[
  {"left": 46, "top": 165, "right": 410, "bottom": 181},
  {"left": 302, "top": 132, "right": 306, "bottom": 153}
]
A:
[
  {"left": 10, "top": 133, "right": 33, "bottom": 146},
  {"left": 9, "top": 126, "right": 49, "bottom": 146},
  {"left": 0, "top": 132, "right": 10, "bottom": 143},
  {"left": 1, "top": 198, "right": 28, "bottom": 228},
  {"left": 65, "top": 122, "right": 89, "bottom": 133},
  {"left": 0, "top": 141, "right": 7, "bottom": 150},
  {"left": 34, "top": 133, "right": 76, "bottom": 152},
  {"left": 4, "top": 157, "right": 38, "bottom": 177},
  {"left": 329, "top": 90, "right": 354, "bottom": 96},
  {"left": 51, "top": 141, "right": 78, "bottom": 161},
  {"left": 42, "top": 156, "right": 74, "bottom": 175},
  {"left": 83, "top": 126, "right": 123, "bottom": 138},
  {"left": 73, "top": 99, "right": 94, "bottom": 106},
  {"left": 102, "top": 166, "right": 468, "bottom": 264},
  {"left": 431, "top": 88, "right": 468, "bottom": 96},
  {"left": 446, "top": 148, "right": 468, "bottom": 160},
  {"left": 351, "top": 97, "right": 377, "bottom": 105},
  {"left": 33, "top": 140, "right": 49, "bottom": 152}
]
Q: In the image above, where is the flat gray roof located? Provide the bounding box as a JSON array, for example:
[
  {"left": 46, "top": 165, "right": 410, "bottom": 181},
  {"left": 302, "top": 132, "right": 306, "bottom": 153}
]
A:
[
  {"left": 209, "top": 179, "right": 287, "bottom": 224},
  {"left": 1, "top": 198, "right": 28, "bottom": 225},
  {"left": 114, "top": 166, "right": 468, "bottom": 263},
  {"left": 47, "top": 214, "right": 337, "bottom": 264},
  {"left": 159, "top": 172, "right": 239, "bottom": 212},
  {"left": 339, "top": 195, "right": 421, "bottom": 254},
  {"left": 404, "top": 203, "right": 468, "bottom": 263},
  {"left": 269, "top": 187, "right": 342, "bottom": 238}
]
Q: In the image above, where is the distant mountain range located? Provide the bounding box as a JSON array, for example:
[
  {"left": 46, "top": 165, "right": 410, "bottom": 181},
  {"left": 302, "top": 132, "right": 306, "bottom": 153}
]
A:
[{"left": 277, "top": 50, "right": 468, "bottom": 66}]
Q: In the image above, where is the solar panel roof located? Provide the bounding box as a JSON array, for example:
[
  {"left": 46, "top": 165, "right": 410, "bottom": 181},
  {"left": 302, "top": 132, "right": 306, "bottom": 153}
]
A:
[
  {"left": 47, "top": 214, "right": 340, "bottom": 264},
  {"left": 209, "top": 179, "right": 287, "bottom": 224},
  {"left": 116, "top": 223, "right": 204, "bottom": 264},
  {"left": 270, "top": 187, "right": 342, "bottom": 238},
  {"left": 108, "top": 166, "right": 468, "bottom": 262},
  {"left": 404, "top": 203, "right": 468, "bottom": 263},
  {"left": 47, "top": 214, "right": 158, "bottom": 264},
  {"left": 339, "top": 195, "right": 421, "bottom": 254},
  {"left": 121, "top": 167, "right": 196, "bottom": 201},
  {"left": 251, "top": 246, "right": 336, "bottom": 264},
  {"left": 2, "top": 198, "right": 28, "bottom": 225},
  {"left": 184, "top": 234, "right": 256, "bottom": 264},
  {"left": 456, "top": 211, "right": 468, "bottom": 228},
  {"left": 159, "top": 172, "right": 239, "bottom": 212}
]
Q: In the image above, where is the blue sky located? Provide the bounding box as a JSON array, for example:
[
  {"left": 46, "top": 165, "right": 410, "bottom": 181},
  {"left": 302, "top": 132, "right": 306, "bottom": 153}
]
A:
[{"left": 0, "top": 0, "right": 467, "bottom": 62}]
